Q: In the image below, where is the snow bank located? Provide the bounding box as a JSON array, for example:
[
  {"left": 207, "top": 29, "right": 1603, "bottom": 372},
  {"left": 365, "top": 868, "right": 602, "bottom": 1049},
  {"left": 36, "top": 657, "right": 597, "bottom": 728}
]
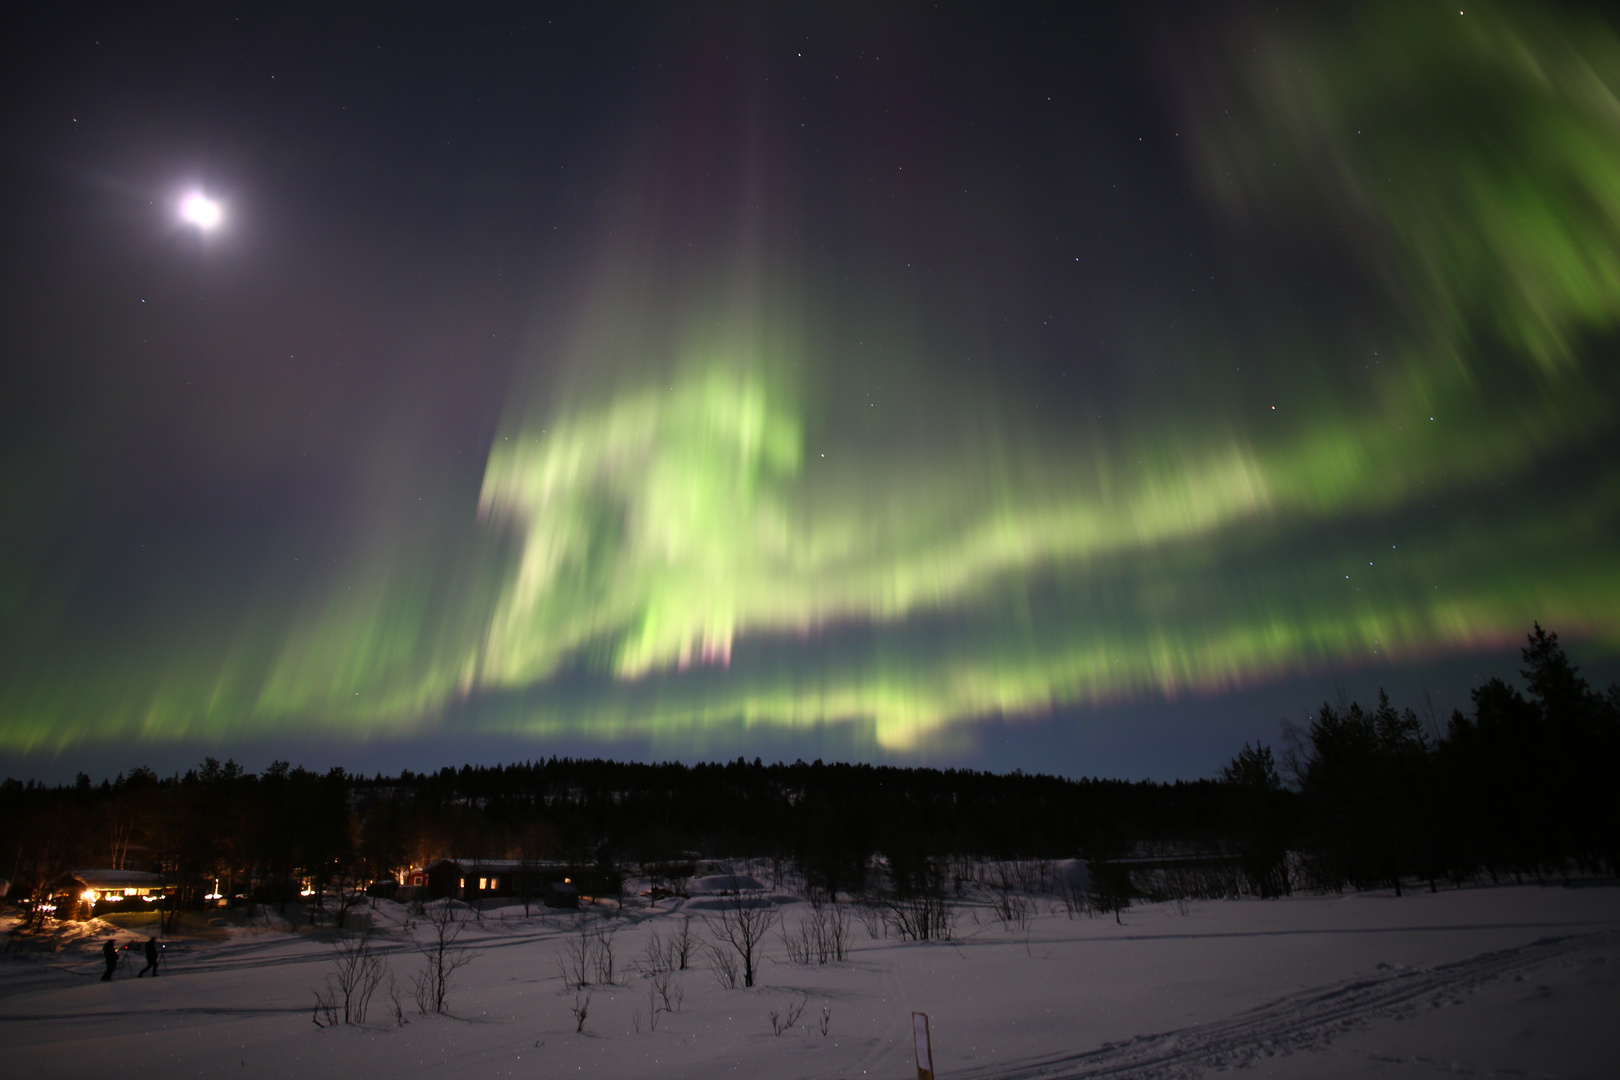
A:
[{"left": 3, "top": 882, "right": 1617, "bottom": 1079}]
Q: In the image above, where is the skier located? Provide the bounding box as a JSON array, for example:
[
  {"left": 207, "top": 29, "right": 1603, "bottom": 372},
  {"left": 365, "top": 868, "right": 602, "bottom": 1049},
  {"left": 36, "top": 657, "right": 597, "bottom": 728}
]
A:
[
  {"left": 136, "top": 936, "right": 160, "bottom": 978},
  {"left": 101, "top": 940, "right": 118, "bottom": 981}
]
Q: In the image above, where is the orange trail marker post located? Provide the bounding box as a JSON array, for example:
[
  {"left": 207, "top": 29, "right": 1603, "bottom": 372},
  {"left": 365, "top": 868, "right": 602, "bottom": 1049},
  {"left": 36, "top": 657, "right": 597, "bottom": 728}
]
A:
[{"left": 913, "top": 1011, "right": 934, "bottom": 1080}]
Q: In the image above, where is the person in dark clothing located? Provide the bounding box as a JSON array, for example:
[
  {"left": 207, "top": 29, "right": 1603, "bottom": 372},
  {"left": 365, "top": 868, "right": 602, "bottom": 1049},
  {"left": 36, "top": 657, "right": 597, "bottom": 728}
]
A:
[
  {"left": 136, "top": 936, "right": 160, "bottom": 977},
  {"left": 101, "top": 940, "right": 118, "bottom": 981}
]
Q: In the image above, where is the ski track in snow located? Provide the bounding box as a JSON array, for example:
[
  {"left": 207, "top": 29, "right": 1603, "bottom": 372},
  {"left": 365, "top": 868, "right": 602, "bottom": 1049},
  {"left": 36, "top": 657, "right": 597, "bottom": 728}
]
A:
[{"left": 959, "top": 931, "right": 1617, "bottom": 1080}]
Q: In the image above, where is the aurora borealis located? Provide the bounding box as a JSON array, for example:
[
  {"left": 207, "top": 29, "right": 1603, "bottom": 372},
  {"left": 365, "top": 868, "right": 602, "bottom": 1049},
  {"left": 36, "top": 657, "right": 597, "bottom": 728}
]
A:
[{"left": 3, "top": 2, "right": 1619, "bottom": 775}]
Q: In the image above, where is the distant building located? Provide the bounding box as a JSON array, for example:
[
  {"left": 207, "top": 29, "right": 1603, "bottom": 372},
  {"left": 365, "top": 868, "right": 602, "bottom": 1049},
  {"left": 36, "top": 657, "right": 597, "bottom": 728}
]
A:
[
  {"left": 52, "top": 869, "right": 173, "bottom": 920},
  {"left": 397, "top": 858, "right": 619, "bottom": 905}
]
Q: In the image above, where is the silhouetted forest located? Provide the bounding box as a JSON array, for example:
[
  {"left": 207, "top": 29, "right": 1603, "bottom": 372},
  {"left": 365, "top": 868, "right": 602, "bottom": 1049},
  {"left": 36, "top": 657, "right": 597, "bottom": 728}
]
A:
[
  {"left": 4, "top": 625, "right": 1616, "bottom": 920},
  {"left": 1279, "top": 625, "right": 1620, "bottom": 894}
]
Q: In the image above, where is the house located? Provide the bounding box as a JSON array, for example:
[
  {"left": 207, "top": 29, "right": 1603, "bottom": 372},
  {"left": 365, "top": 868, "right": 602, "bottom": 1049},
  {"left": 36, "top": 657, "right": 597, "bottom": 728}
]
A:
[
  {"left": 395, "top": 858, "right": 512, "bottom": 901},
  {"left": 51, "top": 869, "right": 173, "bottom": 920},
  {"left": 397, "top": 858, "right": 622, "bottom": 905}
]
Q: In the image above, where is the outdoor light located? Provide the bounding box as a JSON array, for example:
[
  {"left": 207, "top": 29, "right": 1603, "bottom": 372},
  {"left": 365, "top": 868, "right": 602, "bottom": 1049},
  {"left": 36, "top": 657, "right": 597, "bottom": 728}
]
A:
[{"left": 81, "top": 889, "right": 97, "bottom": 903}]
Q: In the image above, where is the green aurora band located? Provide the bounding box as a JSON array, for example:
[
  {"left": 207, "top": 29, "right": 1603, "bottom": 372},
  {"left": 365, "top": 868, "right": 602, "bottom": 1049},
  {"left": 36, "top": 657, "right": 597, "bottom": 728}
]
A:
[{"left": 6, "top": 1, "right": 1620, "bottom": 753}]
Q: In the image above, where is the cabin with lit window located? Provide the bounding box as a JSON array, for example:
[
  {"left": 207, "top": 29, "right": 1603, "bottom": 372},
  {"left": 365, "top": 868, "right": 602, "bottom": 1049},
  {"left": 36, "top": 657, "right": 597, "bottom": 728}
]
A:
[
  {"left": 50, "top": 869, "right": 171, "bottom": 920},
  {"left": 395, "top": 858, "right": 618, "bottom": 907}
]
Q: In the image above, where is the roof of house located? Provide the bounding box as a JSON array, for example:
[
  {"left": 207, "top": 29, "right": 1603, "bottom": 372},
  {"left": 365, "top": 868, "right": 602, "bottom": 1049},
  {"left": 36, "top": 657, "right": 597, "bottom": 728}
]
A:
[
  {"left": 69, "top": 869, "right": 166, "bottom": 888},
  {"left": 418, "top": 858, "right": 577, "bottom": 873}
]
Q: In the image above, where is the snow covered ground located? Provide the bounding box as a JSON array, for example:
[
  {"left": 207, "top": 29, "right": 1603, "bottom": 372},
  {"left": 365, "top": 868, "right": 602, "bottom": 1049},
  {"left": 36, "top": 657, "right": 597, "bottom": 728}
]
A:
[{"left": 3, "top": 880, "right": 1617, "bottom": 1079}]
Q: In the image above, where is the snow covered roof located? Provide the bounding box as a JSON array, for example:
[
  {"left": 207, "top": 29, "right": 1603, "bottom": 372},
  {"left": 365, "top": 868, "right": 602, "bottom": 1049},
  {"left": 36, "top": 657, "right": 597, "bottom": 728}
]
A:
[
  {"left": 415, "top": 858, "right": 583, "bottom": 874},
  {"left": 687, "top": 873, "right": 765, "bottom": 895},
  {"left": 69, "top": 869, "right": 166, "bottom": 888}
]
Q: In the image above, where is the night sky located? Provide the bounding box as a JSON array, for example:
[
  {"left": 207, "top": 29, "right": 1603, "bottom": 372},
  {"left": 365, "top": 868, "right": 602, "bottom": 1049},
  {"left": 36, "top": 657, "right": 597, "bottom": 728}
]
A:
[{"left": 5, "top": 1, "right": 1620, "bottom": 784}]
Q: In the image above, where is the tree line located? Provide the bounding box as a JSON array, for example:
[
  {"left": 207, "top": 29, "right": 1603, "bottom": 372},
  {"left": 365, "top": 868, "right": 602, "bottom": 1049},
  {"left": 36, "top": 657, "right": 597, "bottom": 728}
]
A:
[
  {"left": 1245, "top": 624, "right": 1620, "bottom": 895},
  {"left": 4, "top": 624, "right": 1615, "bottom": 921}
]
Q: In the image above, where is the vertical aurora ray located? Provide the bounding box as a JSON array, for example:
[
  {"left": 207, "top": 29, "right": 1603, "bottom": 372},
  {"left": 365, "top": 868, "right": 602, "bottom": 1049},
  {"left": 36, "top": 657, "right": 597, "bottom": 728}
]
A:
[
  {"left": 435, "top": 0, "right": 1620, "bottom": 747},
  {"left": 1192, "top": 1, "right": 1620, "bottom": 378},
  {"left": 3, "top": 1, "right": 1619, "bottom": 756}
]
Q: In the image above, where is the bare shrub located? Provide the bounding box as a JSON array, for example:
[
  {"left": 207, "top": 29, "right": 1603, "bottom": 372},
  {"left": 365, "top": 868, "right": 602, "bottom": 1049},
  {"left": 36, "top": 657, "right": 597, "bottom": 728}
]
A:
[
  {"left": 1088, "top": 859, "right": 1132, "bottom": 924},
  {"left": 876, "top": 858, "right": 956, "bottom": 941},
  {"left": 557, "top": 916, "right": 621, "bottom": 987},
  {"left": 781, "top": 903, "right": 852, "bottom": 964},
  {"left": 707, "top": 940, "right": 741, "bottom": 989},
  {"left": 311, "top": 988, "right": 339, "bottom": 1028},
  {"left": 386, "top": 971, "right": 408, "bottom": 1026},
  {"left": 1018, "top": 858, "right": 1054, "bottom": 894},
  {"left": 326, "top": 930, "right": 387, "bottom": 1023},
  {"left": 880, "top": 890, "right": 956, "bottom": 941},
  {"left": 814, "top": 906, "right": 837, "bottom": 961},
  {"left": 647, "top": 967, "right": 684, "bottom": 1012},
  {"left": 639, "top": 928, "right": 672, "bottom": 975},
  {"left": 782, "top": 914, "right": 812, "bottom": 965},
  {"left": 570, "top": 991, "right": 591, "bottom": 1033},
  {"left": 644, "top": 968, "right": 684, "bottom": 1029},
  {"left": 413, "top": 968, "right": 434, "bottom": 1014},
  {"left": 985, "top": 861, "right": 1034, "bottom": 931},
  {"left": 983, "top": 859, "right": 1059, "bottom": 930},
  {"left": 856, "top": 901, "right": 886, "bottom": 940},
  {"left": 768, "top": 995, "right": 808, "bottom": 1035},
  {"left": 1144, "top": 859, "right": 1244, "bottom": 902},
  {"left": 672, "top": 915, "right": 696, "bottom": 969},
  {"left": 329, "top": 870, "right": 370, "bottom": 930},
  {"left": 559, "top": 920, "right": 592, "bottom": 988},
  {"left": 705, "top": 892, "right": 778, "bottom": 988},
  {"left": 949, "top": 854, "right": 978, "bottom": 896},
  {"left": 1052, "top": 865, "right": 1089, "bottom": 919},
  {"left": 415, "top": 900, "right": 476, "bottom": 1013},
  {"left": 590, "top": 921, "right": 620, "bottom": 984},
  {"left": 825, "top": 904, "right": 852, "bottom": 960}
]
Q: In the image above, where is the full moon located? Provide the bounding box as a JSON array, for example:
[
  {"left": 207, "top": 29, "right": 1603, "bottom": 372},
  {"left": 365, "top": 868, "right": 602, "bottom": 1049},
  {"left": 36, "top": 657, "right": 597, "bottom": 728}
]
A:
[{"left": 179, "top": 192, "right": 222, "bottom": 229}]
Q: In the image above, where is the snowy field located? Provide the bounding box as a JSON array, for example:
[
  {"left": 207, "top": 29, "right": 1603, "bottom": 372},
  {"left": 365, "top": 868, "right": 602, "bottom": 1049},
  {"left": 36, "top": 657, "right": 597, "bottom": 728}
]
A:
[{"left": 3, "top": 880, "right": 1618, "bottom": 1079}]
